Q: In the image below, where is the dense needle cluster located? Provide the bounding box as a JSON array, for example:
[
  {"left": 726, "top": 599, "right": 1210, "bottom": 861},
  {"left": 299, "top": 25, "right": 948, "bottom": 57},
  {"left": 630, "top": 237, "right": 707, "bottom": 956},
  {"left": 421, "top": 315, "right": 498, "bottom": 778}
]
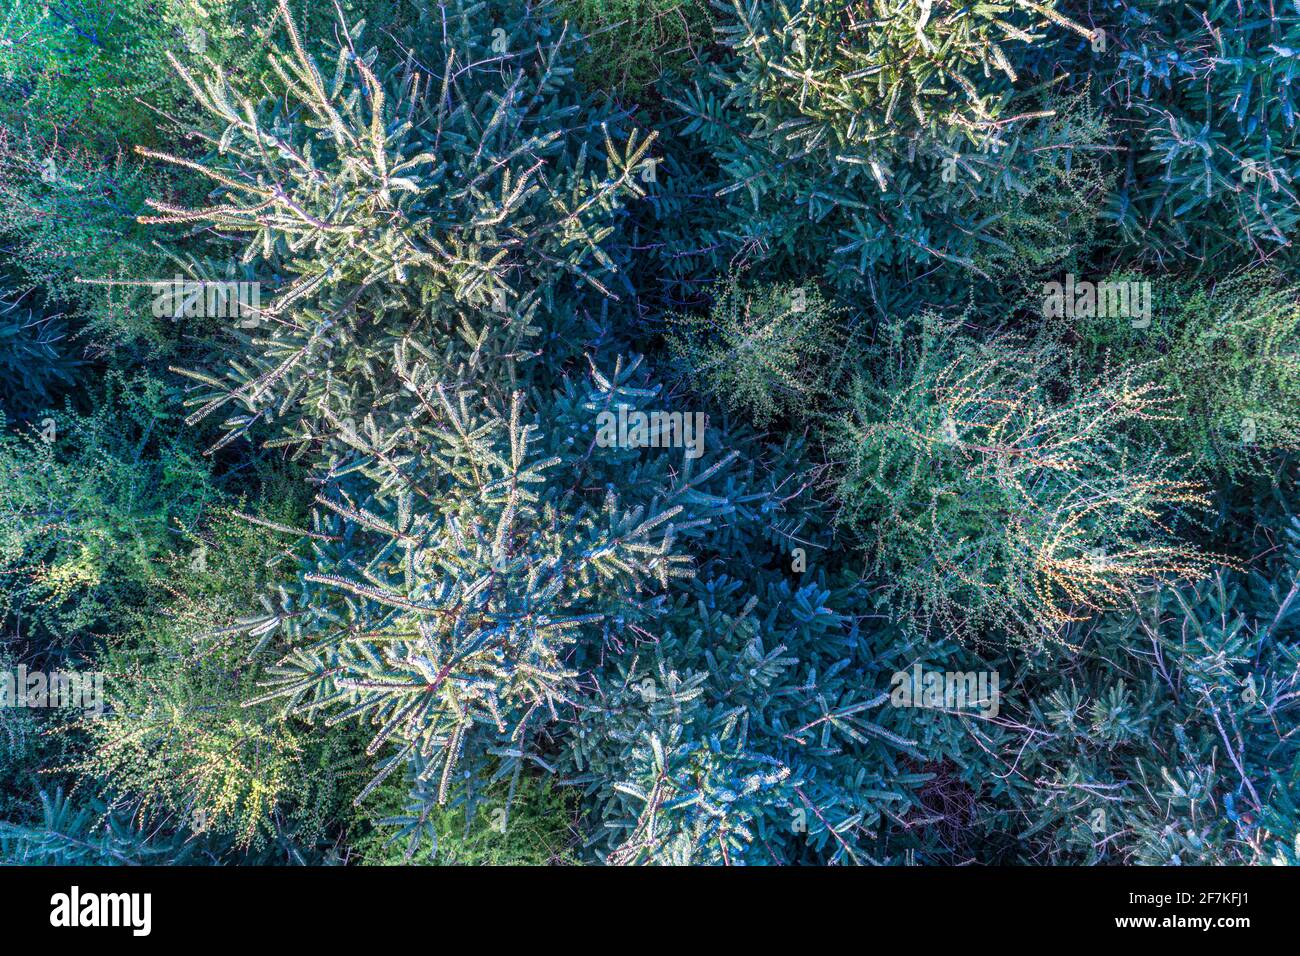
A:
[{"left": 0, "top": 0, "right": 1297, "bottom": 866}]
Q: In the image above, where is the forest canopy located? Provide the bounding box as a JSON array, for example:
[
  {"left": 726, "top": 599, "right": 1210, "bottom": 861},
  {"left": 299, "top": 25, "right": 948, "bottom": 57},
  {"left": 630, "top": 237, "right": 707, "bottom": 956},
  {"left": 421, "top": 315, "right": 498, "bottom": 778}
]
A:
[{"left": 0, "top": 0, "right": 1297, "bottom": 867}]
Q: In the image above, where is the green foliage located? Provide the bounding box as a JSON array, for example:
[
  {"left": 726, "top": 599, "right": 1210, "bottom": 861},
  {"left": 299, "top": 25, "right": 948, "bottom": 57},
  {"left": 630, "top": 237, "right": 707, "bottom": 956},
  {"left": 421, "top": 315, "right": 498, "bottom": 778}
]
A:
[
  {"left": 355, "top": 769, "right": 578, "bottom": 864},
  {"left": 0, "top": 373, "right": 215, "bottom": 642},
  {"left": 666, "top": 276, "right": 842, "bottom": 427},
  {"left": 247, "top": 389, "right": 705, "bottom": 805},
  {"left": 716, "top": 0, "right": 1091, "bottom": 158},
  {"left": 1097, "top": 0, "right": 1300, "bottom": 271},
  {"left": 0, "top": 132, "right": 175, "bottom": 337},
  {"left": 559, "top": 0, "right": 713, "bottom": 98},
  {"left": 3, "top": 0, "right": 1299, "bottom": 870},
  {"left": 0, "top": 783, "right": 342, "bottom": 863},
  {"left": 151, "top": 0, "right": 656, "bottom": 456},
  {"left": 0, "top": 0, "right": 416, "bottom": 338},
  {"left": 74, "top": 502, "right": 363, "bottom": 850},
  {"left": 1062, "top": 271, "right": 1300, "bottom": 478},
  {"left": 558, "top": 556, "right": 974, "bottom": 865},
  {"left": 131, "top": 3, "right": 695, "bottom": 825},
  {"left": 973, "top": 511, "right": 1300, "bottom": 864},
  {"left": 0, "top": 788, "right": 198, "bottom": 865},
  {"left": 0, "top": 290, "right": 79, "bottom": 417},
  {"left": 0, "top": 1, "right": 240, "bottom": 333},
  {"left": 665, "top": 0, "right": 1107, "bottom": 295},
  {"left": 831, "top": 313, "right": 1216, "bottom": 646},
  {"left": 0, "top": 0, "right": 195, "bottom": 149},
  {"left": 0, "top": 651, "right": 45, "bottom": 821},
  {"left": 961, "top": 92, "right": 1112, "bottom": 280}
]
